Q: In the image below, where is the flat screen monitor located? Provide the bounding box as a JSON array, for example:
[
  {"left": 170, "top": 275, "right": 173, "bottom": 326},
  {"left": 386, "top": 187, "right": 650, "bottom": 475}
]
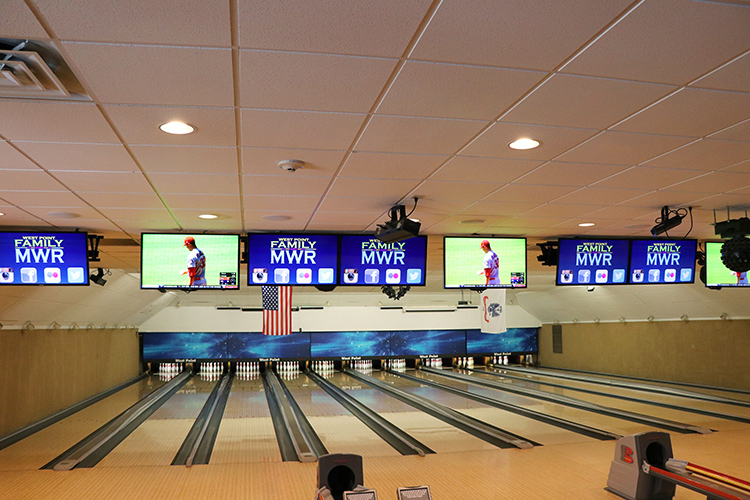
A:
[
  {"left": 705, "top": 241, "right": 749, "bottom": 287},
  {"left": 247, "top": 233, "right": 339, "bottom": 286},
  {"left": 339, "top": 235, "right": 427, "bottom": 286},
  {"left": 556, "top": 238, "right": 630, "bottom": 285},
  {"left": 628, "top": 239, "right": 696, "bottom": 284},
  {"left": 141, "top": 233, "right": 240, "bottom": 290},
  {"left": 0, "top": 231, "right": 89, "bottom": 285},
  {"left": 443, "top": 236, "right": 527, "bottom": 288}
]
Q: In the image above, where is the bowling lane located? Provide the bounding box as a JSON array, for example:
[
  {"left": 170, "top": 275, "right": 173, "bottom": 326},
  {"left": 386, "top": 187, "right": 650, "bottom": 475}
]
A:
[
  {"left": 474, "top": 367, "right": 749, "bottom": 432},
  {"left": 0, "top": 376, "right": 167, "bottom": 471},
  {"left": 531, "top": 366, "right": 750, "bottom": 403},
  {"left": 279, "top": 372, "right": 401, "bottom": 458},
  {"left": 373, "top": 370, "right": 599, "bottom": 446},
  {"left": 414, "top": 368, "right": 666, "bottom": 437},
  {"left": 96, "top": 373, "right": 219, "bottom": 468},
  {"left": 209, "top": 372, "right": 281, "bottom": 464},
  {"left": 325, "top": 370, "right": 520, "bottom": 453}
]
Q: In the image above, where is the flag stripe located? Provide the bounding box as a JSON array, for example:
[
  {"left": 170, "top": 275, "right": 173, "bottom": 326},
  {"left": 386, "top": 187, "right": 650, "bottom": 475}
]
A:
[{"left": 262, "top": 286, "right": 292, "bottom": 336}]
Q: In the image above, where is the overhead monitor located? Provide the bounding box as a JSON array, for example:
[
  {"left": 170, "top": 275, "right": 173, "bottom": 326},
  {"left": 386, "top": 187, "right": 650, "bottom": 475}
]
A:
[
  {"left": 556, "top": 238, "right": 630, "bottom": 285},
  {"left": 628, "top": 239, "right": 696, "bottom": 284},
  {"left": 247, "top": 233, "right": 339, "bottom": 286},
  {"left": 141, "top": 233, "right": 240, "bottom": 290},
  {"left": 0, "top": 231, "right": 89, "bottom": 285},
  {"left": 705, "top": 241, "right": 749, "bottom": 287},
  {"left": 443, "top": 236, "right": 527, "bottom": 288},
  {"left": 338, "top": 235, "right": 427, "bottom": 286}
]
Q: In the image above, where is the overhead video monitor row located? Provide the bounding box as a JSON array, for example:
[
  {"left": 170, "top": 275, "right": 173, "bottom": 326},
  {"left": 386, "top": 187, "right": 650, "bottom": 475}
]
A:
[
  {"left": 139, "top": 233, "right": 428, "bottom": 290},
  {"left": 556, "top": 238, "right": 697, "bottom": 286},
  {"left": 443, "top": 237, "right": 527, "bottom": 289},
  {"left": 247, "top": 233, "right": 427, "bottom": 287},
  {"left": 0, "top": 231, "right": 90, "bottom": 286}
]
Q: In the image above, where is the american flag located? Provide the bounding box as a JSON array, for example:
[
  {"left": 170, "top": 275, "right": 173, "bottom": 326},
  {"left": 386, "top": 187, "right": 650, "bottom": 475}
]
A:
[{"left": 262, "top": 286, "right": 292, "bottom": 336}]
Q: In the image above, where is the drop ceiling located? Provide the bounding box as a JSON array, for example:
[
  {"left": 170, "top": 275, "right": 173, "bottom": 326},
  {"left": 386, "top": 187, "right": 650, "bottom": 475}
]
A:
[{"left": 1, "top": 0, "right": 749, "bottom": 273}]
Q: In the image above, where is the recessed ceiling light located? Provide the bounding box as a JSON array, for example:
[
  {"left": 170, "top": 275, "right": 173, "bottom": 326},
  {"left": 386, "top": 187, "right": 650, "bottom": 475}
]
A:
[
  {"left": 159, "top": 121, "right": 195, "bottom": 135},
  {"left": 508, "top": 138, "right": 540, "bottom": 150},
  {"left": 578, "top": 222, "right": 595, "bottom": 227},
  {"left": 459, "top": 219, "right": 486, "bottom": 224},
  {"left": 0, "top": 212, "right": 4, "bottom": 216},
  {"left": 263, "top": 215, "right": 292, "bottom": 221},
  {"left": 47, "top": 211, "right": 80, "bottom": 219},
  {"left": 198, "top": 214, "right": 218, "bottom": 220}
]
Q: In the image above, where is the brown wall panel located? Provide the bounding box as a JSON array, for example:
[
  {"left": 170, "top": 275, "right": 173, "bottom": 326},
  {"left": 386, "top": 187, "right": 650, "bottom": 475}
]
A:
[
  {"left": 0, "top": 328, "right": 140, "bottom": 436},
  {"left": 539, "top": 320, "right": 750, "bottom": 390}
]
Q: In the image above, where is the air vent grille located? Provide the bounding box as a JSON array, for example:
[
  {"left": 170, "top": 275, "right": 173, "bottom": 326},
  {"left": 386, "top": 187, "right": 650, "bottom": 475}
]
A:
[{"left": 0, "top": 38, "right": 90, "bottom": 101}]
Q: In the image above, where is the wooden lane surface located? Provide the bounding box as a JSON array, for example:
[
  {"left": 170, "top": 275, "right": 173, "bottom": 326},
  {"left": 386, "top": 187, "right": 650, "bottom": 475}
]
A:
[
  {"left": 0, "top": 376, "right": 166, "bottom": 472},
  {"left": 414, "top": 369, "right": 681, "bottom": 437},
  {"left": 380, "top": 371, "right": 598, "bottom": 446},
  {"left": 2, "top": 428, "right": 748, "bottom": 500},
  {"left": 209, "top": 372, "right": 282, "bottom": 464},
  {"left": 95, "top": 374, "right": 217, "bottom": 468},
  {"left": 279, "top": 372, "right": 401, "bottom": 458},
  {"left": 475, "top": 367, "right": 750, "bottom": 432}
]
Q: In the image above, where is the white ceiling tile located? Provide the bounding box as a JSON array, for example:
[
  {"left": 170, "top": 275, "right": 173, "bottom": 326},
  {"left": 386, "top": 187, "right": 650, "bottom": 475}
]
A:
[
  {"left": 413, "top": 180, "right": 501, "bottom": 201},
  {"left": 316, "top": 197, "right": 395, "bottom": 213},
  {"left": 1, "top": 191, "right": 89, "bottom": 207},
  {"left": 693, "top": 192, "right": 750, "bottom": 210},
  {"left": 355, "top": 115, "right": 486, "bottom": 155},
  {"left": 131, "top": 145, "right": 238, "bottom": 174},
  {"left": 377, "top": 61, "right": 546, "bottom": 120},
  {"left": 613, "top": 88, "right": 750, "bottom": 137},
  {"left": 643, "top": 139, "right": 750, "bottom": 171},
  {"left": 148, "top": 173, "right": 240, "bottom": 195},
  {"left": 15, "top": 142, "right": 139, "bottom": 172},
  {"left": 562, "top": 0, "right": 750, "bottom": 85},
  {"left": 431, "top": 156, "right": 541, "bottom": 183},
  {"left": 98, "top": 207, "right": 174, "bottom": 221},
  {"left": 237, "top": 0, "right": 432, "bottom": 56},
  {"left": 0, "top": 141, "right": 41, "bottom": 169},
  {"left": 458, "top": 200, "right": 542, "bottom": 217},
  {"left": 516, "top": 162, "right": 628, "bottom": 187},
  {"left": 520, "top": 203, "right": 604, "bottom": 218},
  {"left": 556, "top": 131, "right": 696, "bottom": 166},
  {"left": 491, "top": 216, "right": 570, "bottom": 229},
  {"left": 408, "top": 198, "right": 472, "bottom": 215},
  {"left": 661, "top": 172, "right": 750, "bottom": 194},
  {"left": 616, "top": 190, "right": 708, "bottom": 208},
  {"left": 1, "top": 1, "right": 48, "bottom": 39},
  {"left": 240, "top": 51, "right": 396, "bottom": 112},
  {"left": 64, "top": 43, "right": 233, "bottom": 107},
  {"left": 3, "top": 170, "right": 67, "bottom": 191},
  {"left": 0, "top": 206, "right": 49, "bottom": 225},
  {"left": 244, "top": 195, "right": 320, "bottom": 212},
  {"left": 553, "top": 187, "right": 652, "bottom": 206},
  {"left": 241, "top": 110, "right": 364, "bottom": 150},
  {"left": 162, "top": 194, "right": 240, "bottom": 211},
  {"left": 35, "top": 0, "right": 230, "bottom": 45},
  {"left": 411, "top": 0, "right": 632, "bottom": 70},
  {"left": 243, "top": 214, "right": 308, "bottom": 231},
  {"left": 243, "top": 148, "right": 346, "bottom": 176},
  {"left": 172, "top": 209, "right": 242, "bottom": 227},
  {"left": 53, "top": 171, "right": 153, "bottom": 193},
  {"left": 105, "top": 105, "right": 237, "bottom": 146},
  {"left": 484, "top": 184, "right": 579, "bottom": 203},
  {"left": 24, "top": 205, "right": 103, "bottom": 220},
  {"left": 77, "top": 191, "right": 165, "bottom": 209},
  {"left": 310, "top": 211, "right": 383, "bottom": 226},
  {"left": 501, "top": 74, "right": 675, "bottom": 129},
  {"left": 592, "top": 167, "right": 704, "bottom": 190},
  {"left": 576, "top": 205, "right": 657, "bottom": 221},
  {"left": 0, "top": 100, "right": 118, "bottom": 143},
  {"left": 244, "top": 174, "right": 331, "bottom": 197},
  {"left": 340, "top": 151, "right": 447, "bottom": 180},
  {"left": 460, "top": 122, "right": 598, "bottom": 161},
  {"left": 694, "top": 52, "right": 750, "bottom": 93},
  {"left": 722, "top": 159, "right": 750, "bottom": 173},
  {"left": 327, "top": 177, "right": 416, "bottom": 199},
  {"left": 709, "top": 119, "right": 750, "bottom": 142}
]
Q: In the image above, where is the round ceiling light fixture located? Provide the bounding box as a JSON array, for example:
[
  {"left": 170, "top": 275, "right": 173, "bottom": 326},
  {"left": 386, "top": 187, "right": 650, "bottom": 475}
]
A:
[
  {"left": 159, "top": 121, "right": 196, "bottom": 135},
  {"left": 578, "top": 222, "right": 595, "bottom": 227},
  {"left": 198, "top": 214, "right": 218, "bottom": 220},
  {"left": 508, "top": 138, "right": 540, "bottom": 150},
  {"left": 459, "top": 219, "right": 486, "bottom": 224}
]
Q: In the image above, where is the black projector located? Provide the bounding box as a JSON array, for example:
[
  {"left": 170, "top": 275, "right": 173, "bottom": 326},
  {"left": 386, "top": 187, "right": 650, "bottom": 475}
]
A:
[
  {"left": 374, "top": 218, "right": 421, "bottom": 243},
  {"left": 715, "top": 217, "right": 750, "bottom": 239}
]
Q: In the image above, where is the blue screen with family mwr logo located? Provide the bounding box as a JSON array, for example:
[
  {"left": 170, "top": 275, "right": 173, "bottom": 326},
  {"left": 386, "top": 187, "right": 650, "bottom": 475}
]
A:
[
  {"left": 629, "top": 239, "right": 696, "bottom": 284},
  {"left": 0, "top": 232, "right": 89, "bottom": 286},
  {"left": 556, "top": 238, "right": 630, "bottom": 286},
  {"left": 247, "top": 234, "right": 339, "bottom": 286},
  {"left": 339, "top": 235, "right": 427, "bottom": 286}
]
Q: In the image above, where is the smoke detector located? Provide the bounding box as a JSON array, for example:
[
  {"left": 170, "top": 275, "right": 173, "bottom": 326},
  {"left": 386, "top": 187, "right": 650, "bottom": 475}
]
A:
[{"left": 278, "top": 159, "right": 305, "bottom": 172}]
